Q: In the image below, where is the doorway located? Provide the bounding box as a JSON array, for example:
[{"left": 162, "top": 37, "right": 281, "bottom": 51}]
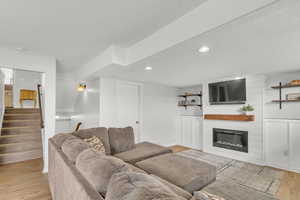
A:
[
  {"left": 0, "top": 68, "right": 44, "bottom": 165},
  {"left": 116, "top": 81, "right": 142, "bottom": 143}
]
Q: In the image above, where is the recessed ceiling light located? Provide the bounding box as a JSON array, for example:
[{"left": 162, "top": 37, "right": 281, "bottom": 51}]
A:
[
  {"left": 16, "top": 47, "right": 25, "bottom": 52},
  {"left": 198, "top": 45, "right": 210, "bottom": 53},
  {"left": 235, "top": 77, "right": 243, "bottom": 80},
  {"left": 145, "top": 66, "right": 152, "bottom": 71}
]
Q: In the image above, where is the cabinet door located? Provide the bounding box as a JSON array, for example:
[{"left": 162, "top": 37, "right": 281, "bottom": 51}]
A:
[
  {"left": 265, "top": 120, "right": 289, "bottom": 170},
  {"left": 289, "top": 121, "right": 300, "bottom": 172},
  {"left": 181, "top": 116, "right": 202, "bottom": 149}
]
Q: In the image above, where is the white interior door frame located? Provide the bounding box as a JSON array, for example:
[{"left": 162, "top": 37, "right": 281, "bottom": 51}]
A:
[{"left": 115, "top": 80, "right": 143, "bottom": 143}]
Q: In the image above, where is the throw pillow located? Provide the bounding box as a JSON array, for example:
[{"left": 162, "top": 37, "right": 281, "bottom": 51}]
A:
[{"left": 84, "top": 136, "right": 106, "bottom": 154}]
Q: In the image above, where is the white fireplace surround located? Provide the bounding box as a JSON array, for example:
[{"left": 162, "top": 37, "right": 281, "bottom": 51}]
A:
[{"left": 202, "top": 75, "right": 265, "bottom": 165}]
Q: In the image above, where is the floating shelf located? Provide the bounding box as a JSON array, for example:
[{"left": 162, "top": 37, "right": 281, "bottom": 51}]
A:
[
  {"left": 178, "top": 104, "right": 202, "bottom": 108},
  {"left": 271, "top": 84, "right": 300, "bottom": 89},
  {"left": 178, "top": 92, "right": 202, "bottom": 110},
  {"left": 272, "top": 100, "right": 300, "bottom": 103},
  {"left": 271, "top": 82, "right": 300, "bottom": 109},
  {"left": 204, "top": 114, "right": 255, "bottom": 121},
  {"left": 178, "top": 93, "right": 202, "bottom": 98}
]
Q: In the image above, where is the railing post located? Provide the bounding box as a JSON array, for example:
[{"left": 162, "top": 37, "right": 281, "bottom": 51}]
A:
[{"left": 37, "top": 84, "right": 44, "bottom": 128}]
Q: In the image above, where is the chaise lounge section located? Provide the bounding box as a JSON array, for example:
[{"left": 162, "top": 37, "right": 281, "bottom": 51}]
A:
[{"left": 48, "top": 127, "right": 217, "bottom": 200}]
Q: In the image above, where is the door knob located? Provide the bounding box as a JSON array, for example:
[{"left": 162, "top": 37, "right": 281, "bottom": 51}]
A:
[{"left": 136, "top": 121, "right": 139, "bottom": 124}]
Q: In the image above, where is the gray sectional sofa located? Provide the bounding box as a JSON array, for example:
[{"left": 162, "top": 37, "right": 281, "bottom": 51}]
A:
[{"left": 48, "top": 127, "right": 217, "bottom": 200}]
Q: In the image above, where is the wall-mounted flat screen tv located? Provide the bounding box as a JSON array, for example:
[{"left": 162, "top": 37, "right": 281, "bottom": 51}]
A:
[{"left": 209, "top": 79, "right": 246, "bottom": 105}]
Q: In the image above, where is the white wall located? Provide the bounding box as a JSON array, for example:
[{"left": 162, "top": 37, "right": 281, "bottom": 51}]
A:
[
  {"left": 56, "top": 75, "right": 77, "bottom": 113},
  {"left": 0, "top": 47, "right": 56, "bottom": 173},
  {"left": 142, "top": 83, "right": 179, "bottom": 146},
  {"left": 202, "top": 75, "right": 265, "bottom": 164},
  {"left": 72, "top": 78, "right": 100, "bottom": 129},
  {"left": 264, "top": 71, "right": 300, "bottom": 119},
  {"left": 0, "top": 71, "right": 5, "bottom": 131},
  {"left": 99, "top": 78, "right": 179, "bottom": 146},
  {"left": 13, "top": 69, "right": 42, "bottom": 108}
]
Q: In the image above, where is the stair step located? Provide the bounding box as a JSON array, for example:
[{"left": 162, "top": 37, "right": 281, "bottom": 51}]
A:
[
  {"left": 0, "top": 142, "right": 42, "bottom": 154},
  {"left": 4, "top": 113, "right": 40, "bottom": 120},
  {"left": 2, "top": 120, "right": 41, "bottom": 128},
  {"left": 5, "top": 108, "right": 40, "bottom": 114},
  {"left": 0, "top": 134, "right": 42, "bottom": 144},
  {"left": 0, "top": 149, "right": 43, "bottom": 165},
  {"left": 1, "top": 127, "right": 41, "bottom": 135}
]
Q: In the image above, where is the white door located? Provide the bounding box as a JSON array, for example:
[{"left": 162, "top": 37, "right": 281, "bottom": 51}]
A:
[
  {"left": 289, "top": 121, "right": 300, "bottom": 172},
  {"left": 265, "top": 120, "right": 289, "bottom": 170},
  {"left": 181, "top": 116, "right": 202, "bottom": 149},
  {"left": 116, "top": 81, "right": 141, "bottom": 142}
]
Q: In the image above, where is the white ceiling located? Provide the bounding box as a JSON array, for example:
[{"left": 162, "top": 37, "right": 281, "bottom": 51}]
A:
[
  {"left": 0, "top": 0, "right": 205, "bottom": 73},
  {"left": 97, "top": 0, "right": 300, "bottom": 87}
]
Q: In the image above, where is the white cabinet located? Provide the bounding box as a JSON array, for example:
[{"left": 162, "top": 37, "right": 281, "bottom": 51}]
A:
[
  {"left": 180, "top": 116, "right": 202, "bottom": 150},
  {"left": 265, "top": 120, "right": 289, "bottom": 170},
  {"left": 289, "top": 121, "right": 300, "bottom": 172},
  {"left": 264, "top": 119, "right": 300, "bottom": 173}
]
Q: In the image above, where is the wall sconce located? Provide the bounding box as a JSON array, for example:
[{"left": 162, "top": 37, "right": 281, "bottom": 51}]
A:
[{"left": 77, "top": 83, "right": 87, "bottom": 92}]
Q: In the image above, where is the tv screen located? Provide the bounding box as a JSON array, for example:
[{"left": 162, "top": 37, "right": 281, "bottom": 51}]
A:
[{"left": 209, "top": 79, "right": 246, "bottom": 105}]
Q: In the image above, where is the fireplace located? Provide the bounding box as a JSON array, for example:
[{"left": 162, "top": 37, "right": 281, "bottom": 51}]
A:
[{"left": 213, "top": 128, "right": 248, "bottom": 153}]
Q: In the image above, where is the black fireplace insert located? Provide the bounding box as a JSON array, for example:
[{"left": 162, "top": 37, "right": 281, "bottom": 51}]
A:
[{"left": 213, "top": 128, "right": 248, "bottom": 153}]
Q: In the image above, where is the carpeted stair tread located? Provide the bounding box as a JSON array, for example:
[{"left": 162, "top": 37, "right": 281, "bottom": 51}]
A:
[
  {"left": 0, "top": 108, "right": 42, "bottom": 164},
  {"left": 0, "top": 149, "right": 43, "bottom": 165}
]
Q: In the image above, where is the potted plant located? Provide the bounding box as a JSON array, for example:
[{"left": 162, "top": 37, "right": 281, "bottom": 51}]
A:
[{"left": 241, "top": 104, "right": 254, "bottom": 115}]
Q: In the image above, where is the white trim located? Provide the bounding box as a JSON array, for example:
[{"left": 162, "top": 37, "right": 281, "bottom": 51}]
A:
[{"left": 0, "top": 48, "right": 56, "bottom": 173}]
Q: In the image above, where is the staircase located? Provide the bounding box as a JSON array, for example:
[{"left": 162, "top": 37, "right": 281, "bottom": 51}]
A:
[{"left": 0, "top": 108, "right": 43, "bottom": 165}]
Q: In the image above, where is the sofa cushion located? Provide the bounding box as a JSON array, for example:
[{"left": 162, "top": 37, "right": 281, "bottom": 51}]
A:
[
  {"left": 136, "top": 153, "right": 216, "bottom": 193},
  {"left": 52, "top": 133, "right": 77, "bottom": 147},
  {"left": 114, "top": 142, "right": 172, "bottom": 164},
  {"left": 76, "top": 148, "right": 105, "bottom": 164},
  {"left": 108, "top": 127, "right": 135, "bottom": 154},
  {"left": 76, "top": 153, "right": 131, "bottom": 196},
  {"left": 73, "top": 127, "right": 111, "bottom": 155},
  {"left": 126, "top": 163, "right": 148, "bottom": 174},
  {"left": 151, "top": 174, "right": 193, "bottom": 200},
  {"left": 105, "top": 172, "right": 187, "bottom": 200},
  {"left": 62, "top": 137, "right": 90, "bottom": 163}
]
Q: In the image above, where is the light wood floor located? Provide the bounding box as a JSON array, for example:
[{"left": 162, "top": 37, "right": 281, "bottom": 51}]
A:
[
  {"left": 0, "top": 146, "right": 299, "bottom": 200},
  {"left": 0, "top": 159, "right": 51, "bottom": 200}
]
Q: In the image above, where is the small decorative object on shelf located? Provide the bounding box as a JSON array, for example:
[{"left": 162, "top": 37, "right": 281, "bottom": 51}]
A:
[
  {"left": 177, "top": 92, "right": 202, "bottom": 109},
  {"left": 288, "top": 80, "right": 300, "bottom": 86},
  {"left": 240, "top": 104, "right": 254, "bottom": 115},
  {"left": 286, "top": 93, "right": 300, "bottom": 101}
]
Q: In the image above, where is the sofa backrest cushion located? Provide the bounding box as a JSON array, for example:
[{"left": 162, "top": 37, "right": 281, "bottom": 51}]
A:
[
  {"left": 73, "top": 127, "right": 111, "bottom": 155},
  {"left": 52, "top": 133, "right": 77, "bottom": 147},
  {"left": 76, "top": 151, "right": 131, "bottom": 196},
  {"left": 108, "top": 127, "right": 135, "bottom": 154},
  {"left": 77, "top": 148, "right": 105, "bottom": 163},
  {"left": 62, "top": 137, "right": 90, "bottom": 163},
  {"left": 105, "top": 172, "right": 187, "bottom": 200}
]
